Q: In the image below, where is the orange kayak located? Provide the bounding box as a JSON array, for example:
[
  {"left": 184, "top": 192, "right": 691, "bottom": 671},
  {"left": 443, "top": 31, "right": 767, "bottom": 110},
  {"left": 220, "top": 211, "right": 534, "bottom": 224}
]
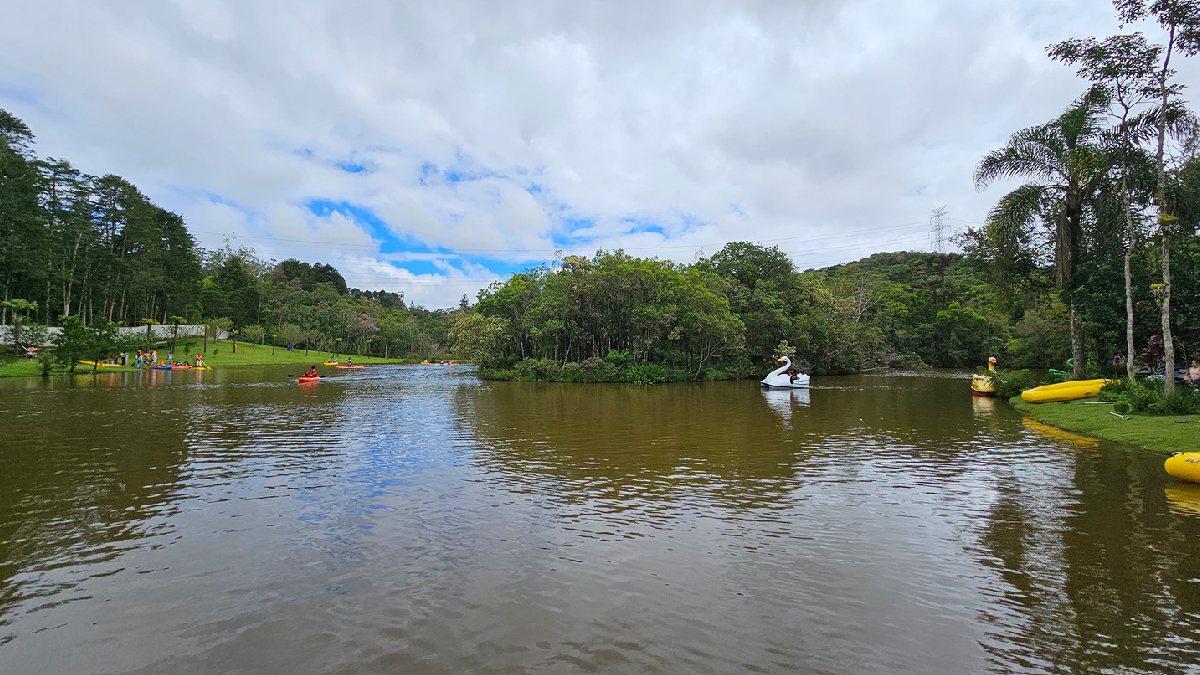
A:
[
  {"left": 335, "top": 365, "right": 364, "bottom": 369},
  {"left": 297, "top": 376, "right": 320, "bottom": 383}
]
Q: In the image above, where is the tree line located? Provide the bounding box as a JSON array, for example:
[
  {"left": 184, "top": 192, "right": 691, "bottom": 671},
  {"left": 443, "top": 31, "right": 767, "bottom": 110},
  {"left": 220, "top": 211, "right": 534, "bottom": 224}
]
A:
[
  {"left": 0, "top": 110, "right": 457, "bottom": 362},
  {"left": 449, "top": 245, "right": 1023, "bottom": 382},
  {"left": 965, "top": 0, "right": 1200, "bottom": 395}
]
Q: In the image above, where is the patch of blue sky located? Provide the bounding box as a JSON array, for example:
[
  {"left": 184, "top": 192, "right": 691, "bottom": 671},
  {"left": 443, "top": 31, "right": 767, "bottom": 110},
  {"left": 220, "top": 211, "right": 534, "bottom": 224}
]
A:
[
  {"left": 305, "top": 199, "right": 401, "bottom": 251},
  {"left": 619, "top": 216, "right": 667, "bottom": 236},
  {"left": 303, "top": 199, "right": 544, "bottom": 278},
  {"left": 170, "top": 189, "right": 260, "bottom": 222},
  {"left": 0, "top": 82, "right": 71, "bottom": 124},
  {"left": 0, "top": 81, "right": 40, "bottom": 107},
  {"left": 416, "top": 153, "right": 502, "bottom": 186},
  {"left": 336, "top": 160, "right": 368, "bottom": 173}
]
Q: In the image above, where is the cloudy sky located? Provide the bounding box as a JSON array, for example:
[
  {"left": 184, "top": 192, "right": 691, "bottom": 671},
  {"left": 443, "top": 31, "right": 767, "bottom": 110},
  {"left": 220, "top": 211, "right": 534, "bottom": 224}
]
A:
[{"left": 2, "top": 1, "right": 1198, "bottom": 307}]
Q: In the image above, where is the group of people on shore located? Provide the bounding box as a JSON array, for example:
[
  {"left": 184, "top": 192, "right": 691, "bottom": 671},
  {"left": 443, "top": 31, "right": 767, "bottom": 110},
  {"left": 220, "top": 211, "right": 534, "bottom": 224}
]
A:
[{"left": 91, "top": 350, "right": 207, "bottom": 369}]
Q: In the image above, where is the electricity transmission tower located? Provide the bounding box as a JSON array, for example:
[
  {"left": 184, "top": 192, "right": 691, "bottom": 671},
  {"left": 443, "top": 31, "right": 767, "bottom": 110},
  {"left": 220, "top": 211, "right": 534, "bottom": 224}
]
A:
[{"left": 929, "top": 206, "right": 948, "bottom": 253}]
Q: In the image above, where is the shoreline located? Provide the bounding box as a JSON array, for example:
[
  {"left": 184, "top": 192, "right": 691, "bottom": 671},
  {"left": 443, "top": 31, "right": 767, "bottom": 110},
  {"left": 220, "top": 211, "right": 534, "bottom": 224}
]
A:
[
  {"left": 0, "top": 340, "right": 426, "bottom": 378},
  {"left": 1009, "top": 397, "right": 1199, "bottom": 454}
]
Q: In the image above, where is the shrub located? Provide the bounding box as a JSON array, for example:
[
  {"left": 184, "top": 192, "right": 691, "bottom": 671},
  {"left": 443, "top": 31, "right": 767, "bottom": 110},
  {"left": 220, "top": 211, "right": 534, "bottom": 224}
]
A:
[
  {"left": 577, "top": 357, "right": 619, "bottom": 382},
  {"left": 1118, "top": 379, "right": 1164, "bottom": 414},
  {"left": 1164, "top": 388, "right": 1200, "bottom": 415},
  {"left": 603, "top": 349, "right": 632, "bottom": 367},
  {"left": 889, "top": 352, "right": 928, "bottom": 369},
  {"left": 991, "top": 368, "right": 1044, "bottom": 399},
  {"left": 1101, "top": 378, "right": 1200, "bottom": 416},
  {"left": 623, "top": 363, "right": 669, "bottom": 384},
  {"left": 513, "top": 358, "right": 561, "bottom": 381},
  {"left": 478, "top": 366, "right": 516, "bottom": 380}
]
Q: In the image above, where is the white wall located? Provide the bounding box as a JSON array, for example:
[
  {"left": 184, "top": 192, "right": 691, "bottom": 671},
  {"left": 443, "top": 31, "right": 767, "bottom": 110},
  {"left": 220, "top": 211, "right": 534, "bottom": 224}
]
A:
[{"left": 0, "top": 324, "right": 231, "bottom": 346}]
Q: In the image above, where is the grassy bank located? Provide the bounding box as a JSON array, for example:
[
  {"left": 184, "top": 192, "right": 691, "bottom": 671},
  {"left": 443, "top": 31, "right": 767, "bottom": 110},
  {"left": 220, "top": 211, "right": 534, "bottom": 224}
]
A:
[
  {"left": 1010, "top": 397, "right": 1200, "bottom": 454},
  {"left": 170, "top": 340, "right": 415, "bottom": 368},
  {"left": 0, "top": 340, "right": 418, "bottom": 378}
]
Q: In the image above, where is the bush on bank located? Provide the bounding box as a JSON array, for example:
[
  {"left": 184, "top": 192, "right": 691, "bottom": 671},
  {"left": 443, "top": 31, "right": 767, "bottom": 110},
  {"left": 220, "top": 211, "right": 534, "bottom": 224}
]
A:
[
  {"left": 479, "top": 355, "right": 748, "bottom": 384},
  {"left": 1101, "top": 379, "right": 1200, "bottom": 415}
]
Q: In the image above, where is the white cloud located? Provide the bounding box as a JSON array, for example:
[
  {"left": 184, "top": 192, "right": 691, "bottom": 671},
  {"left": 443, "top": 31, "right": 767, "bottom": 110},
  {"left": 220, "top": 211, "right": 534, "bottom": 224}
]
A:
[{"left": 2, "top": 0, "right": 1197, "bottom": 306}]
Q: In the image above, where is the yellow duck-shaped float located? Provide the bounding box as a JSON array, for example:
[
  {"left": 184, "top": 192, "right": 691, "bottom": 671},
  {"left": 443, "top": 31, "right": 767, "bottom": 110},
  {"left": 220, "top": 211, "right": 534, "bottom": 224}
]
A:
[{"left": 971, "top": 357, "right": 997, "bottom": 397}]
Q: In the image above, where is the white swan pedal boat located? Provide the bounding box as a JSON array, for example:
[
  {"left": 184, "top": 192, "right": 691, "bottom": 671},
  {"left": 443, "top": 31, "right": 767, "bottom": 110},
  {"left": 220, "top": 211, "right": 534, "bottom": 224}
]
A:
[{"left": 761, "top": 355, "right": 810, "bottom": 389}]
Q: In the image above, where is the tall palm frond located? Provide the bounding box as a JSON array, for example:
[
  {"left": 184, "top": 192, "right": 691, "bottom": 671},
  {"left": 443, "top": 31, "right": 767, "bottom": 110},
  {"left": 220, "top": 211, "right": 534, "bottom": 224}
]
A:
[{"left": 975, "top": 124, "right": 1068, "bottom": 188}]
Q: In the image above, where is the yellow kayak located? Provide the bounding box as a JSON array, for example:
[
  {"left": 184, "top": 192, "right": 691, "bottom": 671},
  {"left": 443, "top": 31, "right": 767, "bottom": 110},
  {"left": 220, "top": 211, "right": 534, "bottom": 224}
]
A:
[
  {"left": 322, "top": 361, "right": 338, "bottom": 366},
  {"left": 1165, "top": 453, "right": 1200, "bottom": 484},
  {"left": 79, "top": 360, "right": 124, "bottom": 368},
  {"left": 1020, "top": 379, "right": 1109, "bottom": 403}
]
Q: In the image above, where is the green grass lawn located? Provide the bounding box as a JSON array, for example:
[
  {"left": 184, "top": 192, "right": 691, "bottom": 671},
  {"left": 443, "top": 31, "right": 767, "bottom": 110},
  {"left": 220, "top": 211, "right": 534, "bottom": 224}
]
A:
[
  {"left": 1010, "top": 397, "right": 1200, "bottom": 454},
  {"left": 0, "top": 340, "right": 417, "bottom": 377},
  {"left": 173, "top": 340, "right": 414, "bottom": 368},
  {"left": 0, "top": 356, "right": 45, "bottom": 378}
]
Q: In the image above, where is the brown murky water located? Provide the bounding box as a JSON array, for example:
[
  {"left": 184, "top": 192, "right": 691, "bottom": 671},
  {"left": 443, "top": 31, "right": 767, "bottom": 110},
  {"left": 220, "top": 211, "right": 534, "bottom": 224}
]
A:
[{"left": 1, "top": 367, "right": 1198, "bottom": 673}]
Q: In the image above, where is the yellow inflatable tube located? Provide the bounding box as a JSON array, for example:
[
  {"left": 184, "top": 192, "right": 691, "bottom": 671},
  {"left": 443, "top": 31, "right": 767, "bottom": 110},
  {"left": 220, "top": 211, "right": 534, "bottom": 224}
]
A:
[
  {"left": 1166, "top": 453, "right": 1200, "bottom": 485},
  {"left": 1020, "top": 378, "right": 1109, "bottom": 403}
]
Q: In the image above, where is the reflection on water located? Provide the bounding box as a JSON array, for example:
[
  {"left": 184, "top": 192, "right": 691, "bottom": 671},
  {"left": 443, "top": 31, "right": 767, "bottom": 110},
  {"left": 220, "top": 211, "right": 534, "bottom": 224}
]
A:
[
  {"left": 971, "top": 394, "right": 996, "bottom": 417},
  {"left": 1164, "top": 484, "right": 1200, "bottom": 517},
  {"left": 1, "top": 368, "right": 1199, "bottom": 673},
  {"left": 1022, "top": 417, "right": 1102, "bottom": 451},
  {"left": 760, "top": 386, "right": 810, "bottom": 428}
]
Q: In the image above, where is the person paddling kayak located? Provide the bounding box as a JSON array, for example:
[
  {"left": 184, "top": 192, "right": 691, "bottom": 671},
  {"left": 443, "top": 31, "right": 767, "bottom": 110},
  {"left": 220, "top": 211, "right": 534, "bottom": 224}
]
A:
[{"left": 303, "top": 366, "right": 318, "bottom": 378}]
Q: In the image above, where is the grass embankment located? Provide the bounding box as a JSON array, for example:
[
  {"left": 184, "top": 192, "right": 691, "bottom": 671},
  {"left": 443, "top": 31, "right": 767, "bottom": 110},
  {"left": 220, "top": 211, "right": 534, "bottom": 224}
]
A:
[
  {"left": 171, "top": 340, "right": 414, "bottom": 368},
  {"left": 0, "top": 340, "right": 416, "bottom": 378},
  {"left": 1010, "top": 397, "right": 1200, "bottom": 454},
  {"left": 0, "top": 357, "right": 43, "bottom": 378}
]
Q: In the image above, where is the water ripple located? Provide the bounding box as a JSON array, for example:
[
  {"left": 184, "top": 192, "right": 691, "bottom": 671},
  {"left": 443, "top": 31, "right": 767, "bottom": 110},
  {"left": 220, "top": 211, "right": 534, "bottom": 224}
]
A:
[{"left": 1, "top": 369, "right": 1198, "bottom": 673}]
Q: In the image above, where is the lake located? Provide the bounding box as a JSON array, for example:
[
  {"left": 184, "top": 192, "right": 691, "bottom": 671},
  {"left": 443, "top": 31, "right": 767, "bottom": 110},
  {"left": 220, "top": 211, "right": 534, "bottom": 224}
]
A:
[{"left": 1, "top": 366, "right": 1198, "bottom": 673}]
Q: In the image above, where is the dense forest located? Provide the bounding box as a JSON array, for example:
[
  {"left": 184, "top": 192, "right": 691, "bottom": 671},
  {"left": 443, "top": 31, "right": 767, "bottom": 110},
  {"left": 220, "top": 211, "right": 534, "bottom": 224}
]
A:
[
  {"left": 454, "top": 0, "right": 1200, "bottom": 383},
  {"left": 0, "top": 109, "right": 456, "bottom": 359}
]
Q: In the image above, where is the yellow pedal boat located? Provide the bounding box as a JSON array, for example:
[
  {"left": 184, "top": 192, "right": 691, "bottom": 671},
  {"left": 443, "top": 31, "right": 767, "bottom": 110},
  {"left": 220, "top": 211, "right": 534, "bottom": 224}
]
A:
[
  {"left": 971, "top": 357, "right": 998, "bottom": 396},
  {"left": 1020, "top": 379, "right": 1109, "bottom": 403}
]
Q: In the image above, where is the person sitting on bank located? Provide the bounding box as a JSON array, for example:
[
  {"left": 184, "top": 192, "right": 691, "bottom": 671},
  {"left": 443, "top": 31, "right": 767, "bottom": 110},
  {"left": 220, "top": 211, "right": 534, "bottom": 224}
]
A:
[
  {"left": 1144, "top": 335, "right": 1163, "bottom": 365},
  {"left": 1186, "top": 360, "right": 1200, "bottom": 385}
]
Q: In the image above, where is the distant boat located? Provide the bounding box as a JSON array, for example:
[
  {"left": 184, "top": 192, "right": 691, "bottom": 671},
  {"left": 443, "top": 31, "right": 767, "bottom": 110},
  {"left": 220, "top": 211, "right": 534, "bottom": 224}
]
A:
[{"left": 761, "top": 355, "right": 810, "bottom": 389}]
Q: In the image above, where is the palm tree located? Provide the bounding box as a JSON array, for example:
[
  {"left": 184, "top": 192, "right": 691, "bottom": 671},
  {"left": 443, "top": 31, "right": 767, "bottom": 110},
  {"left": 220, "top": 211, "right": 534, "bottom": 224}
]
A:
[{"left": 975, "top": 89, "right": 1110, "bottom": 377}]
